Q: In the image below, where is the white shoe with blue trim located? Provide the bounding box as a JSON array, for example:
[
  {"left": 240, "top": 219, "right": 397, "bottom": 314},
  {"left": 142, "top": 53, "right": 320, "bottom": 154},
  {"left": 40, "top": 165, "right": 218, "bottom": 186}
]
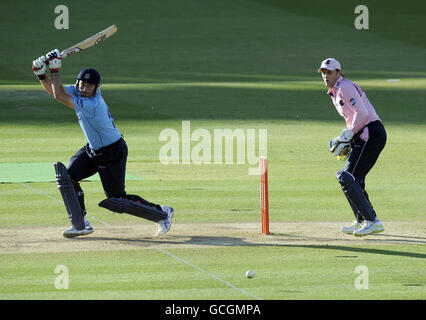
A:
[
  {"left": 157, "top": 206, "right": 174, "bottom": 236},
  {"left": 63, "top": 216, "right": 94, "bottom": 238}
]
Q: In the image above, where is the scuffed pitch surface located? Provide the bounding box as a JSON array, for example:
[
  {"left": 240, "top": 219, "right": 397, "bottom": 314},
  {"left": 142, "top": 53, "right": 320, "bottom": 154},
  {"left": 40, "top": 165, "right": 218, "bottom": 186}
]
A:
[{"left": 1, "top": 221, "right": 425, "bottom": 254}]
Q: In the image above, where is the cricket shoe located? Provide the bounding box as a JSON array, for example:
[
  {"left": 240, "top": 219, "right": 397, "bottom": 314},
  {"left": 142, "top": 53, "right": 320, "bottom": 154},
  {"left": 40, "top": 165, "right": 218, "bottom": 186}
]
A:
[
  {"left": 84, "top": 216, "right": 94, "bottom": 233},
  {"left": 353, "top": 218, "right": 384, "bottom": 237},
  {"left": 341, "top": 220, "right": 364, "bottom": 234},
  {"left": 63, "top": 218, "right": 94, "bottom": 238},
  {"left": 157, "top": 206, "right": 174, "bottom": 236}
]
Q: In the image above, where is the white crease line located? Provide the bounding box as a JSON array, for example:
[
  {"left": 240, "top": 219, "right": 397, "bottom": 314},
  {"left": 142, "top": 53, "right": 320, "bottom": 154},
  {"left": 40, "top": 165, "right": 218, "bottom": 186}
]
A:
[
  {"left": 19, "top": 182, "right": 61, "bottom": 203},
  {"left": 155, "top": 247, "right": 263, "bottom": 300},
  {"left": 18, "top": 182, "right": 263, "bottom": 300}
]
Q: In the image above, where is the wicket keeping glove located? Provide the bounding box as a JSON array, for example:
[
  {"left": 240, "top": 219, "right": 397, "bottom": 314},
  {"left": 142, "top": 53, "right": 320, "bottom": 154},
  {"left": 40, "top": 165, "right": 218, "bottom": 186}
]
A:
[
  {"left": 32, "top": 55, "right": 47, "bottom": 80},
  {"left": 329, "top": 128, "right": 354, "bottom": 158},
  {"left": 335, "top": 145, "right": 351, "bottom": 160},
  {"left": 46, "top": 49, "right": 62, "bottom": 72}
]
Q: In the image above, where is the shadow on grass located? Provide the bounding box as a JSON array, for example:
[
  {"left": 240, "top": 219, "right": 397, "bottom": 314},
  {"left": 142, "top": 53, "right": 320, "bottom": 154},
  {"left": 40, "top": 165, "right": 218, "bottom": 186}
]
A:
[{"left": 79, "top": 234, "right": 426, "bottom": 259}]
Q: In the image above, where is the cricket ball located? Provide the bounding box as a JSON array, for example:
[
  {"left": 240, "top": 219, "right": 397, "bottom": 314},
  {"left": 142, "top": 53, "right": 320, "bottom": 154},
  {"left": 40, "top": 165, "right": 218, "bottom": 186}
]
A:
[{"left": 245, "top": 270, "right": 255, "bottom": 279}]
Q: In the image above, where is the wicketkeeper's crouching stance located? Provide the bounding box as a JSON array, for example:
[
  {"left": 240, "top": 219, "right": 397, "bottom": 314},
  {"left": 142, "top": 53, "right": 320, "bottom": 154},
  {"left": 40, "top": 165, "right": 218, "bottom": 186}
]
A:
[
  {"left": 319, "top": 58, "right": 386, "bottom": 237},
  {"left": 32, "top": 49, "right": 174, "bottom": 238}
]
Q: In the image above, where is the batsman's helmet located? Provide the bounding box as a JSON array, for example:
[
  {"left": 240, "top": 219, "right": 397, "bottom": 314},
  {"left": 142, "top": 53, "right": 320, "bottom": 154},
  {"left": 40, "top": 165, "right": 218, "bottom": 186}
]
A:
[
  {"left": 77, "top": 68, "right": 101, "bottom": 85},
  {"left": 76, "top": 68, "right": 101, "bottom": 95}
]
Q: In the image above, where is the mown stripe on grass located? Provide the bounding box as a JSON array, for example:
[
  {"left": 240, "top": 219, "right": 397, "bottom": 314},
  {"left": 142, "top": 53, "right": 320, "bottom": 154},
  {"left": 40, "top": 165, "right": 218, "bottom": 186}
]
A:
[{"left": 2, "top": 78, "right": 426, "bottom": 92}]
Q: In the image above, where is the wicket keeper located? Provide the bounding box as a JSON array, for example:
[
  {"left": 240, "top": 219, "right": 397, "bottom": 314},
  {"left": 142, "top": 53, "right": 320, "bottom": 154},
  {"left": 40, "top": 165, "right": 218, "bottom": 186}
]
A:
[
  {"left": 32, "top": 49, "right": 174, "bottom": 238},
  {"left": 319, "top": 58, "right": 387, "bottom": 236}
]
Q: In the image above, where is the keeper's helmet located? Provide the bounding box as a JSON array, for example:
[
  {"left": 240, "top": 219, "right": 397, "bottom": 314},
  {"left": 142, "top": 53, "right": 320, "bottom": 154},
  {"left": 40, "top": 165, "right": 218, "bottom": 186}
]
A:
[{"left": 76, "top": 68, "right": 101, "bottom": 94}]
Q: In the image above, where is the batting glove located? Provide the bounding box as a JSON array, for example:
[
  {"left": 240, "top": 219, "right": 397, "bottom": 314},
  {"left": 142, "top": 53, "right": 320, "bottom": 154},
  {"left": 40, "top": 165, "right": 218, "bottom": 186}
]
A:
[
  {"left": 329, "top": 128, "right": 354, "bottom": 157},
  {"left": 46, "top": 49, "right": 62, "bottom": 72},
  {"left": 32, "top": 55, "right": 47, "bottom": 80}
]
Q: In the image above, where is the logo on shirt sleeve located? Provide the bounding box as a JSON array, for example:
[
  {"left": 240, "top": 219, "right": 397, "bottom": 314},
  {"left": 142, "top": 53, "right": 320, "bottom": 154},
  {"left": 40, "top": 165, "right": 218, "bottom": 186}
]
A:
[
  {"left": 339, "top": 100, "right": 344, "bottom": 106},
  {"left": 349, "top": 98, "right": 356, "bottom": 106}
]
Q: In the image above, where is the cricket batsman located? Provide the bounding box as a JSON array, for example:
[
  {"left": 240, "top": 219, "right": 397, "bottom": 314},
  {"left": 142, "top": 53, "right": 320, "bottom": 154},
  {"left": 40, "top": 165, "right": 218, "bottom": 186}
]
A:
[
  {"left": 318, "top": 58, "right": 387, "bottom": 236},
  {"left": 32, "top": 49, "right": 174, "bottom": 238}
]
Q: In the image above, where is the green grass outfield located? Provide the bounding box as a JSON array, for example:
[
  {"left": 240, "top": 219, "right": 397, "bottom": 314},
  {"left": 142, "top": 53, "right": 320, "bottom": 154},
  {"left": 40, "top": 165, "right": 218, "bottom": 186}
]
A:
[{"left": 0, "top": 0, "right": 425, "bottom": 301}]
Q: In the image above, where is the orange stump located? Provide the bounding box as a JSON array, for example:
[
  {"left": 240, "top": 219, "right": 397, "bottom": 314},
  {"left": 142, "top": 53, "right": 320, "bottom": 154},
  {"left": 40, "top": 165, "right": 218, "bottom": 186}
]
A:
[{"left": 260, "top": 156, "right": 269, "bottom": 235}]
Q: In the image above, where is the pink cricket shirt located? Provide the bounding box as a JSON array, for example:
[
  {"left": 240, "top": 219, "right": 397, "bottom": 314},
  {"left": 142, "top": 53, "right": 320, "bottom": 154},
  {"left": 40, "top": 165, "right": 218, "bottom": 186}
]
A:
[{"left": 328, "top": 76, "right": 380, "bottom": 141}]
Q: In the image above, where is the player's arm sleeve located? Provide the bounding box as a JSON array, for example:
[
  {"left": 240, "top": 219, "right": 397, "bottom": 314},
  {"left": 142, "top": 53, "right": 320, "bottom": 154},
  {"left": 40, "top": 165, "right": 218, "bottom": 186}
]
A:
[
  {"left": 341, "top": 85, "right": 369, "bottom": 134},
  {"left": 65, "top": 85, "right": 82, "bottom": 110}
]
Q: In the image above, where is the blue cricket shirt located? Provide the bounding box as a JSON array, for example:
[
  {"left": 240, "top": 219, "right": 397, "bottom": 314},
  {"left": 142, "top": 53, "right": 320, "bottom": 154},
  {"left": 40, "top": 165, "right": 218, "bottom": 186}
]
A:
[{"left": 65, "top": 85, "right": 122, "bottom": 150}]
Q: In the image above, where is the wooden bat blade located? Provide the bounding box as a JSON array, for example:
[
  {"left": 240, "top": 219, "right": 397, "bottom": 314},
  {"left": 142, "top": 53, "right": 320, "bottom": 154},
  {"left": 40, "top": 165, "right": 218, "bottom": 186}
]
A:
[{"left": 61, "top": 25, "right": 117, "bottom": 58}]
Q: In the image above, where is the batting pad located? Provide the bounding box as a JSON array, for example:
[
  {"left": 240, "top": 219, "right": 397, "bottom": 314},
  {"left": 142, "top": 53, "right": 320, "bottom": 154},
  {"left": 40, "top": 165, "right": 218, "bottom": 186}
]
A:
[
  {"left": 99, "top": 198, "right": 167, "bottom": 222},
  {"left": 0, "top": 162, "right": 144, "bottom": 184}
]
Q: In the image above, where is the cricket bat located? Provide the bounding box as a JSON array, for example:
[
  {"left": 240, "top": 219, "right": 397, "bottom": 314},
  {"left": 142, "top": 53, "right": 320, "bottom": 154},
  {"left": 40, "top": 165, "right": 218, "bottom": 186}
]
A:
[{"left": 60, "top": 25, "right": 117, "bottom": 58}]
